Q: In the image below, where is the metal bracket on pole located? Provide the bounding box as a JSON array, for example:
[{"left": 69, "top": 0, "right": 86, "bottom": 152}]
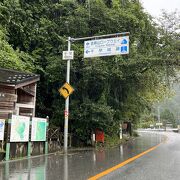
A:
[{"left": 71, "top": 32, "right": 130, "bottom": 42}]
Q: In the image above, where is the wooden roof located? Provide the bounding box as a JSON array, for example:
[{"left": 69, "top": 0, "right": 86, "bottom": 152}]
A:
[{"left": 0, "top": 68, "right": 40, "bottom": 88}]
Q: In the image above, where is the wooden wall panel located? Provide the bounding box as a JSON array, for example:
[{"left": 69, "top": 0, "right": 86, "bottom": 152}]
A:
[
  {"left": 0, "top": 85, "right": 16, "bottom": 118},
  {"left": 0, "top": 112, "right": 9, "bottom": 119},
  {"left": 0, "top": 93, "right": 17, "bottom": 102},
  {"left": 19, "top": 107, "right": 33, "bottom": 116},
  {"left": 0, "top": 85, "right": 15, "bottom": 94},
  {"left": 0, "top": 83, "right": 37, "bottom": 118},
  {"left": 17, "top": 94, "right": 33, "bottom": 104},
  {"left": 17, "top": 87, "right": 34, "bottom": 104},
  {"left": 0, "top": 102, "right": 14, "bottom": 107}
]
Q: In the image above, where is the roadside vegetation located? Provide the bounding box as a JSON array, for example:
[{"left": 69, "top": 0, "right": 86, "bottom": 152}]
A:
[{"left": 0, "top": 0, "right": 179, "bottom": 145}]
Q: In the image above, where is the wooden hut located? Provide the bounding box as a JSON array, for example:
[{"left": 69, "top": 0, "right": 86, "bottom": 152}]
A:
[{"left": 0, "top": 68, "right": 40, "bottom": 119}]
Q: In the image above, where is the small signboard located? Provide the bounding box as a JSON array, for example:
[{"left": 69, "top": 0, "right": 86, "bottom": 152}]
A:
[
  {"left": 84, "top": 36, "right": 129, "bottom": 58},
  {"left": 59, "top": 82, "right": 74, "bottom": 99},
  {"left": 31, "top": 117, "right": 47, "bottom": 141},
  {"left": 156, "top": 122, "right": 163, "bottom": 126},
  {"left": 0, "top": 119, "right": 5, "bottom": 140},
  {"left": 63, "top": 51, "right": 74, "bottom": 60},
  {"left": 10, "top": 115, "right": 30, "bottom": 142}
]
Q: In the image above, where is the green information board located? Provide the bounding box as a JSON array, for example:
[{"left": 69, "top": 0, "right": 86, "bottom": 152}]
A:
[
  {"left": 10, "top": 115, "right": 30, "bottom": 142},
  {"left": 31, "top": 117, "right": 47, "bottom": 141}
]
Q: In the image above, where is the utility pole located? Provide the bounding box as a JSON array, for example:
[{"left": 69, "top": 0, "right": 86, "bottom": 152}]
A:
[{"left": 64, "top": 37, "right": 71, "bottom": 153}]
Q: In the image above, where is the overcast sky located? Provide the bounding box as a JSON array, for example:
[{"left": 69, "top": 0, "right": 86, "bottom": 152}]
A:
[{"left": 140, "top": 0, "right": 180, "bottom": 17}]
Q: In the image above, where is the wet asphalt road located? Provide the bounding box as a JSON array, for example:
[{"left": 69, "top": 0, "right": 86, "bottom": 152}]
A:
[
  {"left": 102, "top": 131, "right": 180, "bottom": 180},
  {"left": 0, "top": 131, "right": 178, "bottom": 180}
]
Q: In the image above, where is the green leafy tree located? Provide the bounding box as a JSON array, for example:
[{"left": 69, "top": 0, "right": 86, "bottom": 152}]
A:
[
  {"left": 0, "top": 0, "right": 179, "bottom": 143},
  {"left": 0, "top": 27, "right": 33, "bottom": 71},
  {"left": 161, "top": 109, "right": 176, "bottom": 128}
]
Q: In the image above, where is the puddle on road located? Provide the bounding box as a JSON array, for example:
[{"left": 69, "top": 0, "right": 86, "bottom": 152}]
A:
[{"left": 0, "top": 157, "right": 47, "bottom": 180}]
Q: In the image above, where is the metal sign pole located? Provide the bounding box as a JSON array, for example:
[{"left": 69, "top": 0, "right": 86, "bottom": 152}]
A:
[
  {"left": 62, "top": 32, "right": 129, "bottom": 152},
  {"left": 64, "top": 37, "right": 71, "bottom": 153}
]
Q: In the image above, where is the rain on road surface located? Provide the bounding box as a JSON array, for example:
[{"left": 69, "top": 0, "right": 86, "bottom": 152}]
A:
[{"left": 0, "top": 131, "right": 179, "bottom": 180}]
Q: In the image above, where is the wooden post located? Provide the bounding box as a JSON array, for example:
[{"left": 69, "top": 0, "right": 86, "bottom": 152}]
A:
[
  {"left": 27, "top": 116, "right": 32, "bottom": 157},
  {"left": 45, "top": 116, "right": 49, "bottom": 154},
  {"left": 1, "top": 140, "right": 3, "bottom": 150},
  {"left": 32, "top": 84, "right": 37, "bottom": 117},
  {"left": 69, "top": 133, "right": 72, "bottom": 148},
  {"left": 5, "top": 113, "right": 12, "bottom": 161}
]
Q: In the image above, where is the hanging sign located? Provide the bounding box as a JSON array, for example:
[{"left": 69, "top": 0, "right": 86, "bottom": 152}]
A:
[{"left": 84, "top": 36, "right": 129, "bottom": 58}]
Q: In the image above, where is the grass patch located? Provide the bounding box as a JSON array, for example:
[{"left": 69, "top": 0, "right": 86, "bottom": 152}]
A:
[
  {"left": 104, "top": 135, "right": 128, "bottom": 148},
  {"left": 96, "top": 131, "right": 139, "bottom": 149}
]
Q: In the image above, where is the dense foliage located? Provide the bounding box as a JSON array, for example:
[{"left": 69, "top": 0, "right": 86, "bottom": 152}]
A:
[
  {"left": 161, "top": 109, "right": 176, "bottom": 127},
  {"left": 0, "top": 0, "right": 179, "bottom": 142}
]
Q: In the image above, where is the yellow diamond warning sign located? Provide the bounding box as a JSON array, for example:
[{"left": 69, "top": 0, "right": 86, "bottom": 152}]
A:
[{"left": 59, "top": 82, "right": 74, "bottom": 99}]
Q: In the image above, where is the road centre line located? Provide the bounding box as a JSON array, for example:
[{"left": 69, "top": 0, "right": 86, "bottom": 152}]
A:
[{"left": 88, "top": 137, "right": 167, "bottom": 180}]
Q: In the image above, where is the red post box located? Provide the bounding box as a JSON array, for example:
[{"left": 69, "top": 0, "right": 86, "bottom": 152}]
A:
[{"left": 95, "top": 129, "right": 104, "bottom": 143}]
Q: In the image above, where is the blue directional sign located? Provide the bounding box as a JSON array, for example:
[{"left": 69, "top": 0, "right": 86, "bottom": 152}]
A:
[
  {"left": 121, "top": 39, "right": 128, "bottom": 44},
  {"left": 84, "top": 36, "right": 129, "bottom": 58},
  {"left": 121, "top": 46, "right": 128, "bottom": 53}
]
